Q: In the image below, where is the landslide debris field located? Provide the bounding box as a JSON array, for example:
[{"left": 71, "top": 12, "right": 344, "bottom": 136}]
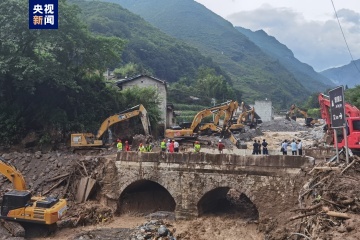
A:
[{"left": 1, "top": 118, "right": 360, "bottom": 240}]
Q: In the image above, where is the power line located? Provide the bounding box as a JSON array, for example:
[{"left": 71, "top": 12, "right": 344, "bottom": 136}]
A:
[{"left": 330, "top": 0, "right": 360, "bottom": 74}]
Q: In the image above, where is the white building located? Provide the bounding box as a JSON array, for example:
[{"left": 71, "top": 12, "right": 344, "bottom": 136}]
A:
[{"left": 253, "top": 99, "right": 274, "bottom": 122}]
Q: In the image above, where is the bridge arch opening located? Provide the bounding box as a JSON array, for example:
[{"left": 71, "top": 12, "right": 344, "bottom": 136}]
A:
[
  {"left": 197, "top": 188, "right": 259, "bottom": 220},
  {"left": 118, "top": 180, "right": 176, "bottom": 215}
]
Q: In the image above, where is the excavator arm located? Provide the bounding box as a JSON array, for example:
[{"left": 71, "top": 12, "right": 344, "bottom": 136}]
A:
[
  {"left": 189, "top": 101, "right": 234, "bottom": 131},
  {"left": 236, "top": 102, "right": 256, "bottom": 128},
  {"left": 96, "top": 104, "right": 150, "bottom": 139},
  {"left": 286, "top": 104, "right": 316, "bottom": 126},
  {"left": 166, "top": 101, "right": 239, "bottom": 140},
  {"left": 71, "top": 104, "right": 151, "bottom": 148},
  {"left": 0, "top": 157, "right": 26, "bottom": 191}
]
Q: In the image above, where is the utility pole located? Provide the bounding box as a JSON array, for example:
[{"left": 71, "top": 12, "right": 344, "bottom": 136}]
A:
[{"left": 211, "top": 98, "right": 216, "bottom": 122}]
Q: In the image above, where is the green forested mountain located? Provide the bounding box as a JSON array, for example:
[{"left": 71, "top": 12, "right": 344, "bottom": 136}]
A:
[
  {"left": 103, "top": 0, "right": 314, "bottom": 107},
  {"left": 235, "top": 27, "right": 335, "bottom": 92},
  {"left": 0, "top": 0, "right": 162, "bottom": 145},
  {"left": 70, "top": 0, "right": 230, "bottom": 84},
  {"left": 321, "top": 59, "right": 360, "bottom": 88}
]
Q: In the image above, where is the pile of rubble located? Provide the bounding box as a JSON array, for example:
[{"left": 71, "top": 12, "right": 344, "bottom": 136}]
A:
[
  {"left": 267, "top": 154, "right": 360, "bottom": 239},
  {"left": 260, "top": 118, "right": 309, "bottom": 132},
  {"left": 0, "top": 150, "right": 117, "bottom": 238},
  {"left": 72, "top": 219, "right": 176, "bottom": 240}
]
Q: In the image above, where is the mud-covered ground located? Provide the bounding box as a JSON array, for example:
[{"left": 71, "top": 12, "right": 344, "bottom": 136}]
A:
[{"left": 1, "top": 117, "right": 359, "bottom": 240}]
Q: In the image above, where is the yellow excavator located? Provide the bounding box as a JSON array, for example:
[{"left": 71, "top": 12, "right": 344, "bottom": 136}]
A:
[
  {"left": 166, "top": 100, "right": 241, "bottom": 147},
  {"left": 199, "top": 101, "right": 245, "bottom": 133},
  {"left": 0, "top": 157, "right": 67, "bottom": 236},
  {"left": 285, "top": 104, "right": 320, "bottom": 126},
  {"left": 236, "top": 102, "right": 255, "bottom": 127},
  {"left": 71, "top": 104, "right": 150, "bottom": 148}
]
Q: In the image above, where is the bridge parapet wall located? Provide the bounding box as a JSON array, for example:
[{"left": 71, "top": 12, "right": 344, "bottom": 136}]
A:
[
  {"left": 115, "top": 152, "right": 312, "bottom": 220},
  {"left": 117, "top": 152, "right": 312, "bottom": 169}
]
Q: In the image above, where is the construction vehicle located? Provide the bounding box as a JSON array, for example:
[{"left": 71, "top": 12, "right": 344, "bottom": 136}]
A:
[
  {"left": 285, "top": 104, "right": 320, "bottom": 127},
  {"left": 71, "top": 104, "right": 151, "bottom": 148},
  {"left": 0, "top": 157, "right": 67, "bottom": 236},
  {"left": 199, "top": 101, "right": 243, "bottom": 133},
  {"left": 234, "top": 102, "right": 262, "bottom": 128},
  {"left": 318, "top": 93, "right": 360, "bottom": 154},
  {"left": 198, "top": 103, "right": 242, "bottom": 148},
  {"left": 165, "top": 101, "right": 240, "bottom": 146}
]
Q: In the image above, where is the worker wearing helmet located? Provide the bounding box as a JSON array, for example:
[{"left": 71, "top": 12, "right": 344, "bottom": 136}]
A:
[
  {"left": 117, "top": 139, "right": 123, "bottom": 152},
  {"left": 166, "top": 139, "right": 171, "bottom": 152},
  {"left": 138, "top": 143, "right": 145, "bottom": 152},
  {"left": 160, "top": 139, "right": 166, "bottom": 152},
  {"left": 194, "top": 141, "right": 201, "bottom": 153},
  {"left": 218, "top": 139, "right": 225, "bottom": 153}
]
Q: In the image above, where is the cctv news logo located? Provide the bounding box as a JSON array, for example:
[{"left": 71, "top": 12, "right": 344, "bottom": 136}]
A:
[{"left": 29, "top": 0, "right": 58, "bottom": 29}]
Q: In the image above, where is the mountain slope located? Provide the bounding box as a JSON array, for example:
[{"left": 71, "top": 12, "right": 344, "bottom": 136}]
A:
[
  {"left": 235, "top": 27, "right": 335, "bottom": 92},
  {"left": 321, "top": 60, "right": 360, "bottom": 88},
  {"left": 70, "top": 0, "right": 230, "bottom": 83},
  {"left": 103, "top": 0, "right": 312, "bottom": 108}
]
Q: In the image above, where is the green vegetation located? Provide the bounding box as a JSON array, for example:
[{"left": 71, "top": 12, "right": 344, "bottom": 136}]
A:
[
  {"left": 0, "top": 0, "right": 161, "bottom": 145},
  {"left": 71, "top": 0, "right": 230, "bottom": 84},
  {"left": 168, "top": 67, "right": 241, "bottom": 106},
  {"left": 345, "top": 85, "right": 360, "bottom": 109},
  {"left": 321, "top": 60, "right": 360, "bottom": 88},
  {"left": 173, "top": 104, "right": 206, "bottom": 111},
  {"left": 236, "top": 27, "right": 334, "bottom": 93},
  {"left": 109, "top": 0, "right": 312, "bottom": 108},
  {"left": 307, "top": 109, "right": 321, "bottom": 119},
  {"left": 2, "top": 0, "right": 359, "bottom": 147}
]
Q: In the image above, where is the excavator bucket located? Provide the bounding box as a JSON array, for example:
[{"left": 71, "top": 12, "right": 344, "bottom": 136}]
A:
[{"left": 285, "top": 113, "right": 291, "bottom": 121}]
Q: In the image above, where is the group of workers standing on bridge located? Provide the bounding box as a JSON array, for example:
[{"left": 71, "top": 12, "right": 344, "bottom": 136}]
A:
[
  {"left": 116, "top": 138, "right": 227, "bottom": 154},
  {"left": 160, "top": 139, "right": 181, "bottom": 153}
]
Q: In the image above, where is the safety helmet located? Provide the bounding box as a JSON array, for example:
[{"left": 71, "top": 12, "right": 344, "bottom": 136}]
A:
[
  {"left": 168, "top": 139, "right": 171, "bottom": 142},
  {"left": 219, "top": 139, "right": 221, "bottom": 142},
  {"left": 125, "top": 141, "right": 128, "bottom": 143}
]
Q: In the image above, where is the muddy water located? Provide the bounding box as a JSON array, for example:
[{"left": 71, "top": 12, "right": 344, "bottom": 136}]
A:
[{"left": 36, "top": 215, "right": 263, "bottom": 240}]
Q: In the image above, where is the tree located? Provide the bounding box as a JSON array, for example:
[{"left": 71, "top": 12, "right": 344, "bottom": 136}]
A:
[
  {"left": 113, "top": 62, "right": 140, "bottom": 78},
  {"left": 121, "top": 86, "right": 162, "bottom": 130},
  {"left": 345, "top": 86, "right": 360, "bottom": 109},
  {"left": 0, "top": 0, "right": 126, "bottom": 144}
]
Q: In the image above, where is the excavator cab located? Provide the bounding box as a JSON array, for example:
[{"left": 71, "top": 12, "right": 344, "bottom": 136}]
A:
[
  {"left": 1, "top": 190, "right": 31, "bottom": 217},
  {"left": 305, "top": 117, "right": 314, "bottom": 127}
]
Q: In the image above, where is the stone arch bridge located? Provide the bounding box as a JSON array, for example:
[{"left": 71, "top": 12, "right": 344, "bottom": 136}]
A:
[{"left": 100, "top": 152, "right": 314, "bottom": 220}]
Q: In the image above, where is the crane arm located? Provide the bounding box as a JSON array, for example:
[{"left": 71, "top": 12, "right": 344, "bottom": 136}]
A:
[
  {"left": 0, "top": 157, "right": 27, "bottom": 191},
  {"left": 96, "top": 104, "right": 150, "bottom": 139}
]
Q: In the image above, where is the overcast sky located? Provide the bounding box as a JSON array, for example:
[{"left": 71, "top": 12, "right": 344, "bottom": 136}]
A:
[{"left": 195, "top": 0, "right": 360, "bottom": 71}]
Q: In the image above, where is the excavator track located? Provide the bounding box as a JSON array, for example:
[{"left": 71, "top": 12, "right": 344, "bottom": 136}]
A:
[{"left": 1, "top": 220, "right": 25, "bottom": 237}]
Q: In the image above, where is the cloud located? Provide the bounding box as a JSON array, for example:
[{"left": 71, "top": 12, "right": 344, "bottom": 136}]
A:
[
  {"left": 227, "top": 6, "right": 360, "bottom": 71},
  {"left": 336, "top": 9, "right": 360, "bottom": 25}
]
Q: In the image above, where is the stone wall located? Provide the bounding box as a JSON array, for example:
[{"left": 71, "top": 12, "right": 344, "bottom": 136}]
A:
[{"left": 113, "top": 152, "right": 312, "bottom": 220}]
